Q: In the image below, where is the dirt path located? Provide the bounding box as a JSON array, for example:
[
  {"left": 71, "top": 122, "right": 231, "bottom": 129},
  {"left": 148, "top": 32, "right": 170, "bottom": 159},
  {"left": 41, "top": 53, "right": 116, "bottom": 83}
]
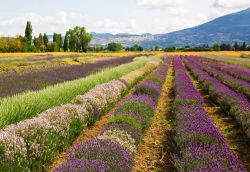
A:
[
  {"left": 132, "top": 64, "right": 175, "bottom": 172},
  {"left": 185, "top": 66, "right": 250, "bottom": 171}
]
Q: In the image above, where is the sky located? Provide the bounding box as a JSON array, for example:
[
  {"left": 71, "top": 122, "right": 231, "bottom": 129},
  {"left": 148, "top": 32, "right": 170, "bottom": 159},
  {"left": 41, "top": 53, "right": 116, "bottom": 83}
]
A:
[{"left": 0, "top": 0, "right": 250, "bottom": 36}]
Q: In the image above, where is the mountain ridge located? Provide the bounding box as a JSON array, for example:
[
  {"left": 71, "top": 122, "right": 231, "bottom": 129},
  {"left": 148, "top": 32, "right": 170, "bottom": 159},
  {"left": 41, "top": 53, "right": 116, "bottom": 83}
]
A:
[{"left": 90, "top": 8, "right": 250, "bottom": 47}]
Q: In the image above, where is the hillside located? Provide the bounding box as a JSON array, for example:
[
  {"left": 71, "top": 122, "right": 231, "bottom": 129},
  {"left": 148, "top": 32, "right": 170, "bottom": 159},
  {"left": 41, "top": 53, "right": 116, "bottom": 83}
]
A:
[{"left": 91, "top": 8, "right": 250, "bottom": 47}]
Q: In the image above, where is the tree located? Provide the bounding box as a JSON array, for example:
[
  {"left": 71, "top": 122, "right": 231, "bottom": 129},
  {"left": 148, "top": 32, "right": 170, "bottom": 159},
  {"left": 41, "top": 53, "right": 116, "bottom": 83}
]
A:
[
  {"left": 164, "top": 46, "right": 176, "bottom": 52},
  {"left": 33, "top": 33, "right": 46, "bottom": 52},
  {"left": 242, "top": 42, "right": 247, "bottom": 51},
  {"left": 51, "top": 42, "right": 58, "bottom": 52},
  {"left": 25, "top": 21, "right": 33, "bottom": 46},
  {"left": 63, "top": 32, "right": 69, "bottom": 51},
  {"left": 213, "top": 44, "right": 221, "bottom": 51},
  {"left": 0, "top": 37, "right": 26, "bottom": 52},
  {"left": 154, "top": 46, "right": 160, "bottom": 51},
  {"left": 33, "top": 37, "right": 39, "bottom": 50},
  {"left": 220, "top": 43, "right": 231, "bottom": 51},
  {"left": 233, "top": 42, "right": 239, "bottom": 51},
  {"left": 64, "top": 26, "right": 92, "bottom": 52},
  {"left": 43, "top": 34, "right": 48, "bottom": 46},
  {"left": 53, "top": 33, "right": 62, "bottom": 51},
  {"left": 107, "top": 43, "right": 123, "bottom": 52},
  {"left": 129, "top": 44, "right": 143, "bottom": 51}
]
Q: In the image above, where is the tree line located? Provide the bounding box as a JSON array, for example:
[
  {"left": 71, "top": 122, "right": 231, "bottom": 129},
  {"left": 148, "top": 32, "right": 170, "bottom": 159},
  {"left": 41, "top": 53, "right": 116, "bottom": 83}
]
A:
[
  {"left": 0, "top": 21, "right": 92, "bottom": 53},
  {"left": 1, "top": 21, "right": 250, "bottom": 53}
]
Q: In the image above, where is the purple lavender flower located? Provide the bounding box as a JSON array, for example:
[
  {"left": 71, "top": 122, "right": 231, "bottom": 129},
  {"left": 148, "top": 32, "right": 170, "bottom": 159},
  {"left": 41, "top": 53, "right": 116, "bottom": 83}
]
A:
[
  {"left": 134, "top": 80, "right": 162, "bottom": 101},
  {"left": 172, "top": 56, "right": 246, "bottom": 171},
  {"left": 53, "top": 159, "right": 108, "bottom": 172},
  {"left": 67, "top": 139, "right": 134, "bottom": 172},
  {"left": 123, "top": 95, "right": 156, "bottom": 110},
  {"left": 102, "top": 123, "right": 142, "bottom": 145}
]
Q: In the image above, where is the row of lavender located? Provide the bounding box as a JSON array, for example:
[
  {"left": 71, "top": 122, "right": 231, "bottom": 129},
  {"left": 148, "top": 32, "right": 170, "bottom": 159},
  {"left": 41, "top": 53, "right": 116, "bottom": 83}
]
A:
[
  {"left": 188, "top": 56, "right": 250, "bottom": 99},
  {"left": 204, "top": 57, "right": 250, "bottom": 83},
  {"left": 183, "top": 56, "right": 250, "bottom": 140},
  {"left": 53, "top": 58, "right": 171, "bottom": 171},
  {"left": 0, "top": 55, "right": 138, "bottom": 98},
  {"left": 172, "top": 56, "right": 246, "bottom": 171},
  {"left": 0, "top": 61, "right": 159, "bottom": 171}
]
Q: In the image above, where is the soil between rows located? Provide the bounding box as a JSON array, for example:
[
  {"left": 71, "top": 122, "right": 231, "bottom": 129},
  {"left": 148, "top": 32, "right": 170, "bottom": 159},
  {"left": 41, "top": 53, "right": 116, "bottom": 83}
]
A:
[{"left": 132, "top": 63, "right": 176, "bottom": 172}]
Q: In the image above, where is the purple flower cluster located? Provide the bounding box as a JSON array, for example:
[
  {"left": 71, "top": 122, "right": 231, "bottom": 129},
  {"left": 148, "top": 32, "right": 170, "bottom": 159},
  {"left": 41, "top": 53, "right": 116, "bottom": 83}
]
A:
[
  {"left": 124, "top": 94, "right": 156, "bottom": 110},
  {"left": 183, "top": 56, "right": 250, "bottom": 139},
  {"left": 174, "top": 58, "right": 203, "bottom": 104},
  {"left": 177, "top": 143, "right": 247, "bottom": 172},
  {"left": 189, "top": 56, "right": 250, "bottom": 99},
  {"left": 66, "top": 139, "right": 134, "bottom": 171},
  {"left": 173, "top": 56, "right": 246, "bottom": 171},
  {"left": 101, "top": 123, "right": 142, "bottom": 145},
  {"left": 0, "top": 60, "right": 161, "bottom": 171},
  {"left": 203, "top": 58, "right": 250, "bottom": 83},
  {"left": 53, "top": 159, "right": 108, "bottom": 172},
  {"left": 134, "top": 80, "right": 162, "bottom": 101},
  {"left": 54, "top": 57, "right": 171, "bottom": 171},
  {"left": 0, "top": 55, "right": 138, "bottom": 98}
]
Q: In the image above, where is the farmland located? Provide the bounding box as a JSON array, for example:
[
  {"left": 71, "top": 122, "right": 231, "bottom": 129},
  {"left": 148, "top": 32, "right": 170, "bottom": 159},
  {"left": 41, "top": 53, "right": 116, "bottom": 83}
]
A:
[{"left": 0, "top": 52, "right": 250, "bottom": 171}]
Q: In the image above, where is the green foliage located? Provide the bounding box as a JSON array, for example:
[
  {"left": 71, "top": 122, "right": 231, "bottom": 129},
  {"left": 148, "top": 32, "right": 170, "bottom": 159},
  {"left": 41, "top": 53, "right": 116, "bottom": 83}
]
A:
[
  {"left": 108, "top": 115, "right": 143, "bottom": 132},
  {"left": 63, "top": 32, "right": 69, "bottom": 52},
  {"left": 164, "top": 46, "right": 176, "bottom": 52},
  {"left": 116, "top": 101, "right": 154, "bottom": 119},
  {"left": 220, "top": 43, "right": 232, "bottom": 51},
  {"left": 64, "top": 26, "right": 92, "bottom": 52},
  {"left": 0, "top": 37, "right": 27, "bottom": 53},
  {"left": 25, "top": 21, "right": 33, "bottom": 46},
  {"left": 43, "top": 33, "right": 49, "bottom": 47},
  {"left": 33, "top": 33, "right": 46, "bottom": 52},
  {"left": 107, "top": 43, "right": 123, "bottom": 52},
  {"left": 0, "top": 56, "right": 159, "bottom": 129},
  {"left": 51, "top": 42, "right": 59, "bottom": 52},
  {"left": 88, "top": 46, "right": 104, "bottom": 52},
  {"left": 148, "top": 76, "right": 163, "bottom": 85},
  {"left": 126, "top": 44, "right": 143, "bottom": 52},
  {"left": 53, "top": 33, "right": 62, "bottom": 51},
  {"left": 213, "top": 44, "right": 221, "bottom": 51}
]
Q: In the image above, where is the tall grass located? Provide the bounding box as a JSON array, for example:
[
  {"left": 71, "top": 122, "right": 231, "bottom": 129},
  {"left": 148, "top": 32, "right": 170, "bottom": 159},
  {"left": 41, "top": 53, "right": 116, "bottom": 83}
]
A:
[{"left": 0, "top": 55, "right": 161, "bottom": 129}]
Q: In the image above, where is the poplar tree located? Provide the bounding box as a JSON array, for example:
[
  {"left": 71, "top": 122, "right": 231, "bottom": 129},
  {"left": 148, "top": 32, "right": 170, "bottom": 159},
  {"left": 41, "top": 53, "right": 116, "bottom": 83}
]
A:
[{"left": 25, "top": 21, "right": 33, "bottom": 46}]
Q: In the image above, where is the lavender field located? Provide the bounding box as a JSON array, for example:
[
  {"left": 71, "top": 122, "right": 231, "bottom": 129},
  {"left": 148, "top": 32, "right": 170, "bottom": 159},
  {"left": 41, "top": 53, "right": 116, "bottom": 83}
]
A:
[
  {"left": 0, "top": 54, "right": 140, "bottom": 97},
  {"left": 1, "top": 54, "right": 250, "bottom": 172}
]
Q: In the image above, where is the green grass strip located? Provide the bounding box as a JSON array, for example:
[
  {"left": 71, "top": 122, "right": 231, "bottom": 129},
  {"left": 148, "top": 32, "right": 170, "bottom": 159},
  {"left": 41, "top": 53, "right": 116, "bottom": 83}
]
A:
[{"left": 0, "top": 55, "right": 161, "bottom": 129}]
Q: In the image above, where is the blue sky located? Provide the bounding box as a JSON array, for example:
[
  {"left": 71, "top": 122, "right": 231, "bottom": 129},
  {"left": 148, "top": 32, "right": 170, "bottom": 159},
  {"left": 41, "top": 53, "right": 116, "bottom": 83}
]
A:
[{"left": 0, "top": 0, "right": 249, "bottom": 36}]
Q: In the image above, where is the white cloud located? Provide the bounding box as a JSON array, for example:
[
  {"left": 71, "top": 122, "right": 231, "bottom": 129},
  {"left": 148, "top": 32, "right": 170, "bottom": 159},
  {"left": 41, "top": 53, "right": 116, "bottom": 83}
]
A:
[
  {"left": 95, "top": 18, "right": 137, "bottom": 34},
  {"left": 69, "top": 12, "right": 87, "bottom": 21},
  {"left": 0, "top": 11, "right": 87, "bottom": 35},
  {"left": 213, "top": 0, "right": 250, "bottom": 10},
  {"left": 135, "top": 0, "right": 187, "bottom": 15},
  {"left": 136, "top": 0, "right": 183, "bottom": 9}
]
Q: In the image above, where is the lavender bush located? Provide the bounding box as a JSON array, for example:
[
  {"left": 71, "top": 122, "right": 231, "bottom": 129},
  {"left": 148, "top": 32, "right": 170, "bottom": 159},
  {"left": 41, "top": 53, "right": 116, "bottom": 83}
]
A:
[
  {"left": 54, "top": 57, "right": 171, "bottom": 171},
  {"left": 189, "top": 56, "right": 250, "bottom": 99},
  {"left": 53, "top": 159, "right": 109, "bottom": 172},
  {"left": 67, "top": 139, "right": 134, "bottom": 172},
  {"left": 183, "top": 56, "right": 250, "bottom": 139},
  {"left": 0, "top": 60, "right": 159, "bottom": 171},
  {"left": 0, "top": 55, "right": 138, "bottom": 98},
  {"left": 172, "top": 56, "right": 246, "bottom": 171}
]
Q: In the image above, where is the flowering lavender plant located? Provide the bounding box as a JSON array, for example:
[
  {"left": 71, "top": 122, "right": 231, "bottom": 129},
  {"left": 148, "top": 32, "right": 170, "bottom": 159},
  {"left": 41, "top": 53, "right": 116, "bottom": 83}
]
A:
[
  {"left": 67, "top": 139, "right": 134, "bottom": 172},
  {"left": 172, "top": 56, "right": 246, "bottom": 171},
  {"left": 53, "top": 159, "right": 108, "bottom": 172}
]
